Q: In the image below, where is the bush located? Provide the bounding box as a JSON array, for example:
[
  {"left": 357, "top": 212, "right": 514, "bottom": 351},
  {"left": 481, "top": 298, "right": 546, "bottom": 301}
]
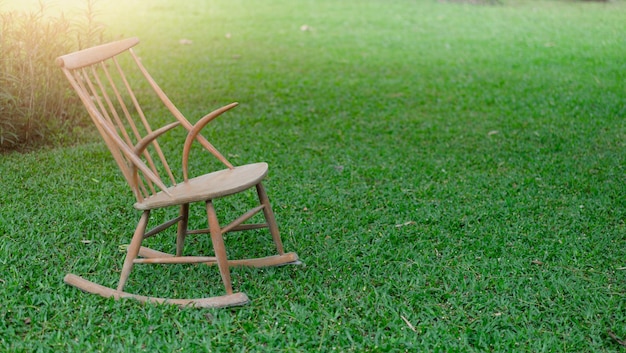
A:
[{"left": 0, "top": 1, "right": 105, "bottom": 152}]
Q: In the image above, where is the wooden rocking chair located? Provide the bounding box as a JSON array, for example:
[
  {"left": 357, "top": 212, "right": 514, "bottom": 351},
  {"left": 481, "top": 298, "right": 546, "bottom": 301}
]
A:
[{"left": 57, "top": 37, "right": 300, "bottom": 308}]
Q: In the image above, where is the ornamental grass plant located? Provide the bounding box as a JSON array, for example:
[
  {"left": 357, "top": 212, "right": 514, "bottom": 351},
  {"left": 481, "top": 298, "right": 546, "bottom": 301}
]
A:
[{"left": 0, "top": 0, "right": 103, "bottom": 151}]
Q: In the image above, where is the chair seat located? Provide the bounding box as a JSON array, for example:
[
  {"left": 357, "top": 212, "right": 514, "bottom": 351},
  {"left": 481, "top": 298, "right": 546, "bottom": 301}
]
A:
[{"left": 135, "top": 162, "right": 268, "bottom": 210}]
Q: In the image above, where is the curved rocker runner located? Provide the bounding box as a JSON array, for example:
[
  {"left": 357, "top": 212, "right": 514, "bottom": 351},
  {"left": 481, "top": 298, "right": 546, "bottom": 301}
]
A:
[{"left": 57, "top": 38, "right": 301, "bottom": 308}]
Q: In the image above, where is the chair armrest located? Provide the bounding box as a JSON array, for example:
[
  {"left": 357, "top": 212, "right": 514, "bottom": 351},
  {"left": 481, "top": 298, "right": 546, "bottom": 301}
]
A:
[
  {"left": 129, "top": 121, "right": 181, "bottom": 195},
  {"left": 133, "top": 121, "right": 181, "bottom": 157},
  {"left": 182, "top": 102, "right": 239, "bottom": 181}
]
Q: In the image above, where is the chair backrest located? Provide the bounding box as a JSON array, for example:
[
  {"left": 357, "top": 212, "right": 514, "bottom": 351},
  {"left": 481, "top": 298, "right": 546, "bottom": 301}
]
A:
[{"left": 57, "top": 38, "right": 233, "bottom": 203}]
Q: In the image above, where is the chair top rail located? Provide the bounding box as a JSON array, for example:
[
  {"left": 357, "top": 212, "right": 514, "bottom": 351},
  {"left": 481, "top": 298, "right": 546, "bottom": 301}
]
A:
[{"left": 56, "top": 37, "right": 140, "bottom": 70}]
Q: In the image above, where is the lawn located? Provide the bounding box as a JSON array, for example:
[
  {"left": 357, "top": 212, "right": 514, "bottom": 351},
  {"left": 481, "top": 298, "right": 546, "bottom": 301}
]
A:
[{"left": 1, "top": 0, "right": 626, "bottom": 351}]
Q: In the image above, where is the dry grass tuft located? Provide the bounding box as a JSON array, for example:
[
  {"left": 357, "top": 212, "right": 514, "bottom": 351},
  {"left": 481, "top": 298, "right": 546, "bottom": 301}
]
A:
[{"left": 0, "top": 0, "right": 105, "bottom": 151}]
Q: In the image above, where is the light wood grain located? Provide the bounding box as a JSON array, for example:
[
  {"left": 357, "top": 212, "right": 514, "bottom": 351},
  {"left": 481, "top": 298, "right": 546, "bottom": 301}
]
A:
[
  {"left": 134, "top": 163, "right": 268, "bottom": 211},
  {"left": 65, "top": 274, "right": 250, "bottom": 308},
  {"left": 57, "top": 37, "right": 300, "bottom": 308},
  {"left": 56, "top": 37, "right": 139, "bottom": 70},
  {"left": 138, "top": 246, "right": 301, "bottom": 267}
]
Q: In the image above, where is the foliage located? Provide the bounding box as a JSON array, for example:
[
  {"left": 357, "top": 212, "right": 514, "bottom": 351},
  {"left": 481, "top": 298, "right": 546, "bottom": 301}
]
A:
[
  {"left": 1, "top": 0, "right": 625, "bottom": 351},
  {"left": 0, "top": 1, "right": 104, "bottom": 151}
]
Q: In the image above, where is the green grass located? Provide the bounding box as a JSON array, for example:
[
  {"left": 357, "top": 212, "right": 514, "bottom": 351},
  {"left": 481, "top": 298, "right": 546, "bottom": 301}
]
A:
[{"left": 2, "top": 0, "right": 626, "bottom": 351}]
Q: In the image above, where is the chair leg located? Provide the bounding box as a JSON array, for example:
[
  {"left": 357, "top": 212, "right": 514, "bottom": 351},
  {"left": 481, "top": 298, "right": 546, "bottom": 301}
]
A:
[
  {"left": 117, "top": 210, "right": 150, "bottom": 291},
  {"left": 206, "top": 200, "right": 233, "bottom": 295},
  {"left": 256, "top": 183, "right": 285, "bottom": 255},
  {"left": 176, "top": 203, "right": 189, "bottom": 257}
]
